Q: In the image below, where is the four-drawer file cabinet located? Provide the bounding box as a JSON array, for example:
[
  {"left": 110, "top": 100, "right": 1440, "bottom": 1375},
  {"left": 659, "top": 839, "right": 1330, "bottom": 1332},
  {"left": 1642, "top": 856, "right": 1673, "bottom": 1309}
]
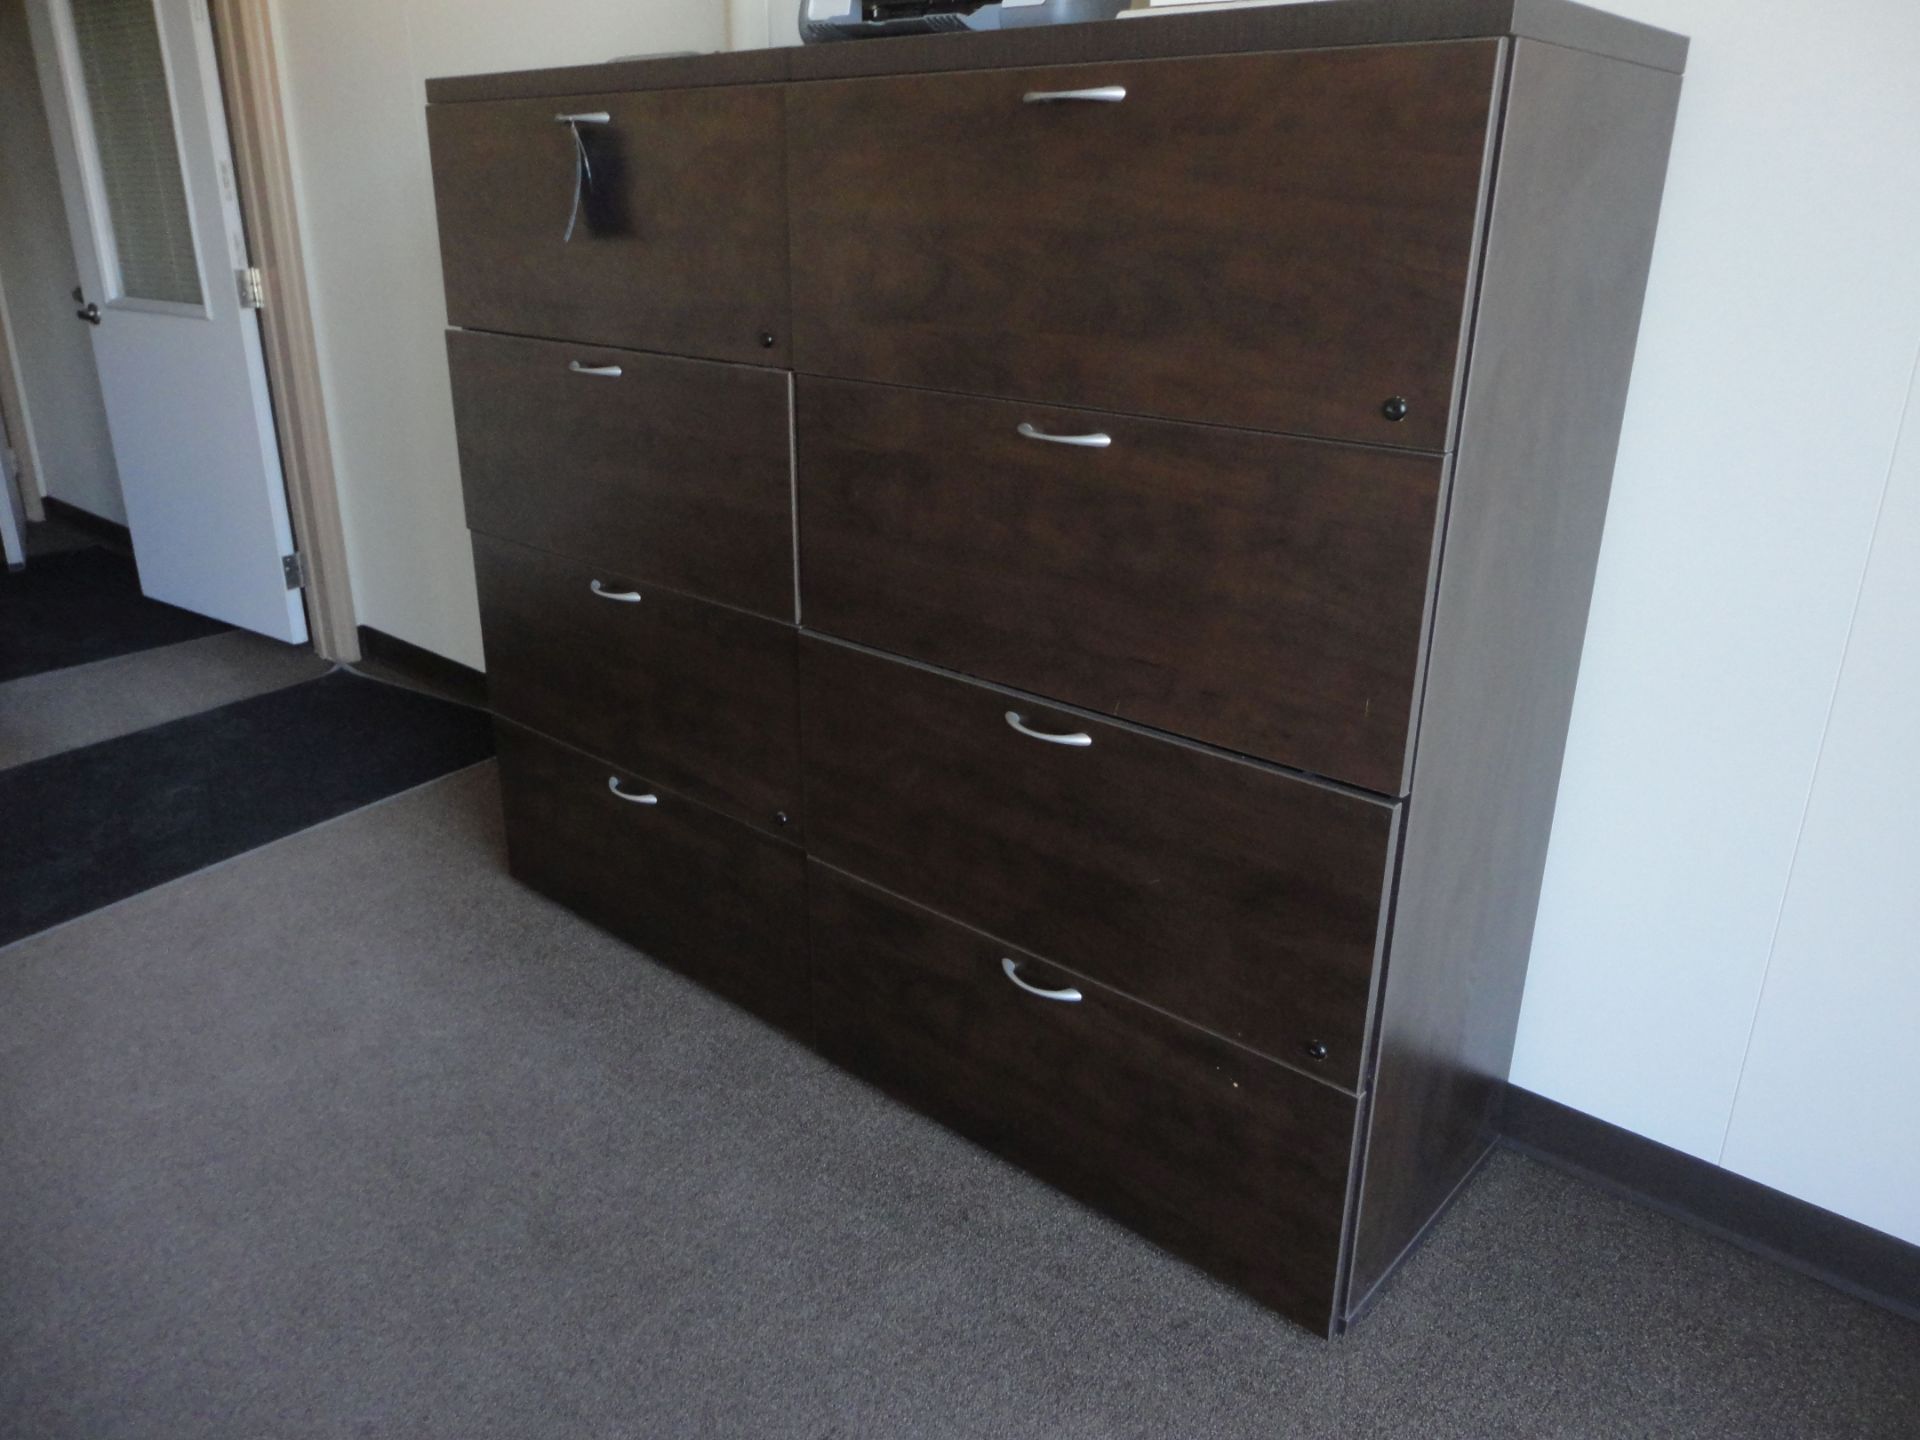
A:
[{"left": 426, "top": 1, "right": 1687, "bottom": 1334}]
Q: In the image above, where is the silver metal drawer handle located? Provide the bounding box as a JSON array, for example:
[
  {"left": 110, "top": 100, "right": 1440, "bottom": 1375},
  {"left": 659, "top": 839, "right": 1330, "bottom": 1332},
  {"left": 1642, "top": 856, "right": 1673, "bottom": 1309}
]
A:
[
  {"left": 568, "top": 361, "right": 623, "bottom": 378},
  {"left": 556, "top": 113, "right": 611, "bottom": 243},
  {"left": 589, "top": 579, "right": 642, "bottom": 602},
  {"left": 1002, "top": 958, "right": 1082, "bottom": 1003},
  {"left": 1005, "top": 711, "right": 1092, "bottom": 747},
  {"left": 1022, "top": 86, "right": 1126, "bottom": 105},
  {"left": 1017, "top": 422, "right": 1110, "bottom": 448},
  {"left": 607, "top": 777, "right": 658, "bottom": 805}
]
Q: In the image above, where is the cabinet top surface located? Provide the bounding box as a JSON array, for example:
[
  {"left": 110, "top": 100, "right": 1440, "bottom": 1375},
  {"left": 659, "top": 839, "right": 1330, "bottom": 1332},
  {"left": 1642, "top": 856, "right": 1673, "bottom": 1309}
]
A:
[{"left": 424, "top": 0, "right": 1687, "bottom": 105}]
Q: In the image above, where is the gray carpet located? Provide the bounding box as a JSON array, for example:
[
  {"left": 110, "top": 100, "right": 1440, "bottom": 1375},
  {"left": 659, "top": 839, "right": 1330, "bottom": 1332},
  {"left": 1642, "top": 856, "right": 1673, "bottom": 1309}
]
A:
[
  {"left": 0, "top": 630, "right": 332, "bottom": 769},
  {"left": 1, "top": 765, "right": 1914, "bottom": 1439}
]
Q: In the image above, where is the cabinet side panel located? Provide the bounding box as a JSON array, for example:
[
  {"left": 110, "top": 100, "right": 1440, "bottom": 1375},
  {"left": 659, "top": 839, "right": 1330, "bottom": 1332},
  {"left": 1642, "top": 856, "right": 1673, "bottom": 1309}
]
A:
[{"left": 1348, "top": 40, "right": 1682, "bottom": 1314}]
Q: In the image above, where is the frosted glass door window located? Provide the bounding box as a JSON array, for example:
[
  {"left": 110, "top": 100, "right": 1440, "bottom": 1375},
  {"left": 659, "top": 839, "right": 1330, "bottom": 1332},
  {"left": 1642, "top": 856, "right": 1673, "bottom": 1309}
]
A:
[{"left": 70, "top": 0, "right": 202, "bottom": 305}]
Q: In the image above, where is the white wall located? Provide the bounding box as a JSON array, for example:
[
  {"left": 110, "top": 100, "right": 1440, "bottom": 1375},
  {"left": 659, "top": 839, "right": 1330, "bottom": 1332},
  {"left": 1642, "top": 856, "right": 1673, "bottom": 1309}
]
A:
[
  {"left": 268, "top": 0, "right": 731, "bottom": 667},
  {"left": 1512, "top": 0, "right": 1920, "bottom": 1243},
  {"left": 1717, "top": 355, "right": 1920, "bottom": 1243},
  {"left": 729, "top": 0, "right": 802, "bottom": 50},
  {"left": 0, "top": 0, "right": 125, "bottom": 525}
]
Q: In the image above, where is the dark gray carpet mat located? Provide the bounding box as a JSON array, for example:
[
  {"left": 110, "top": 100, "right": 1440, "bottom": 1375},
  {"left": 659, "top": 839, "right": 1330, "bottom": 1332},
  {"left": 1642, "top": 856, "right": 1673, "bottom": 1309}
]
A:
[
  {"left": 0, "top": 547, "right": 230, "bottom": 682},
  {"left": 0, "top": 669, "right": 493, "bottom": 946}
]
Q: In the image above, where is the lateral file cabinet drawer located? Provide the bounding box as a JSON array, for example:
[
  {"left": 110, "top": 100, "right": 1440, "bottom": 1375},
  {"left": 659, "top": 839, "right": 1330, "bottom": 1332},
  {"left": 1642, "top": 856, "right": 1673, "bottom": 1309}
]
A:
[
  {"left": 450, "top": 331, "right": 795, "bottom": 620},
  {"left": 475, "top": 533, "right": 801, "bottom": 835},
  {"left": 811, "top": 864, "right": 1356, "bottom": 1332},
  {"left": 427, "top": 86, "right": 789, "bottom": 366},
  {"left": 496, "top": 723, "right": 809, "bottom": 1036},
  {"left": 797, "top": 377, "right": 1444, "bottom": 793},
  {"left": 787, "top": 43, "right": 1499, "bottom": 448},
  {"left": 800, "top": 639, "right": 1396, "bottom": 1087}
]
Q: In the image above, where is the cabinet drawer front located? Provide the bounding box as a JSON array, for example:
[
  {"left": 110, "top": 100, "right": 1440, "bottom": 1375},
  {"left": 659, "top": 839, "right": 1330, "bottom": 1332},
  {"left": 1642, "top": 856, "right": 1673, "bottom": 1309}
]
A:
[
  {"left": 788, "top": 43, "right": 1499, "bottom": 448},
  {"left": 800, "top": 639, "right": 1395, "bottom": 1086},
  {"left": 811, "top": 864, "right": 1355, "bottom": 1331},
  {"left": 450, "top": 332, "right": 795, "bottom": 620},
  {"left": 475, "top": 534, "right": 801, "bottom": 835},
  {"left": 797, "top": 378, "right": 1442, "bottom": 793},
  {"left": 427, "top": 87, "right": 788, "bottom": 365},
  {"left": 496, "top": 723, "right": 808, "bottom": 1037}
]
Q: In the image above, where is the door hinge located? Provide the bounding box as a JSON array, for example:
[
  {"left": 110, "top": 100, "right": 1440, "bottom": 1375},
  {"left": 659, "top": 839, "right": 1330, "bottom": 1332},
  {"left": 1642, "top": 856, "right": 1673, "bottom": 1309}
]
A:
[
  {"left": 237, "top": 266, "right": 265, "bottom": 310},
  {"left": 282, "top": 552, "right": 307, "bottom": 590}
]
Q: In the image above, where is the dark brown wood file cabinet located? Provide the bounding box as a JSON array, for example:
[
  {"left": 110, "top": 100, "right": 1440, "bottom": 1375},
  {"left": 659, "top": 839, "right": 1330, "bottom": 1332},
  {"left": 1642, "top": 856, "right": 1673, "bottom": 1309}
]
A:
[{"left": 427, "top": 1, "right": 1687, "bottom": 1335}]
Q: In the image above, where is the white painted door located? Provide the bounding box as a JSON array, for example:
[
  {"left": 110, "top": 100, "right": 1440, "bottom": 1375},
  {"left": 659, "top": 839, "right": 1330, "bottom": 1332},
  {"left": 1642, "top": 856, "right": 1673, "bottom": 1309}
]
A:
[{"left": 27, "top": 0, "right": 305, "bottom": 642}]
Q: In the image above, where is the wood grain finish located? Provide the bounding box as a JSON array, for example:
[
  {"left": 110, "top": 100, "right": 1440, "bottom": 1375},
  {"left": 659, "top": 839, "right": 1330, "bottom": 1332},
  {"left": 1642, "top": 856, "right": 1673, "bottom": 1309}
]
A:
[
  {"left": 800, "top": 637, "right": 1397, "bottom": 1087},
  {"left": 1346, "top": 40, "right": 1684, "bottom": 1321},
  {"left": 787, "top": 44, "right": 1500, "bottom": 449},
  {"left": 428, "top": 47, "right": 788, "bottom": 105},
  {"left": 810, "top": 863, "right": 1358, "bottom": 1333},
  {"left": 797, "top": 377, "right": 1444, "bottom": 793},
  {"left": 424, "top": 3, "right": 1689, "bottom": 103},
  {"left": 473, "top": 533, "right": 801, "bottom": 835},
  {"left": 426, "top": 85, "right": 789, "bottom": 365},
  {"left": 449, "top": 330, "right": 795, "bottom": 619},
  {"left": 496, "top": 721, "right": 810, "bottom": 1037},
  {"left": 427, "top": 10, "right": 1689, "bottom": 1336},
  {"left": 782, "top": 2, "right": 1687, "bottom": 81}
]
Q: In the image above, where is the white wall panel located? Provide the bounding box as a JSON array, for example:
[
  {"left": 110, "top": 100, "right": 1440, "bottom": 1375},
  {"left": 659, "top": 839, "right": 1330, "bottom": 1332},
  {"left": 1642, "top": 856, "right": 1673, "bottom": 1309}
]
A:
[
  {"left": 1719, "top": 353, "right": 1920, "bottom": 1244},
  {"left": 1512, "top": 0, "right": 1920, "bottom": 1162}
]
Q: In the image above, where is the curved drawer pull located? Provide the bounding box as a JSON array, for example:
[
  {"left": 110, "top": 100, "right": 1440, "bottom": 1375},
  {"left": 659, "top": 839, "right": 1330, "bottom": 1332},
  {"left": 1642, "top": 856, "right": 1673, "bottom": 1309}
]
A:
[
  {"left": 589, "top": 579, "right": 642, "bottom": 603},
  {"left": 568, "top": 361, "right": 623, "bottom": 378},
  {"left": 607, "top": 777, "right": 658, "bottom": 805},
  {"left": 1005, "top": 710, "right": 1092, "bottom": 747},
  {"left": 555, "top": 112, "right": 611, "bottom": 243},
  {"left": 1017, "top": 422, "right": 1111, "bottom": 448},
  {"left": 1023, "top": 86, "right": 1126, "bottom": 105},
  {"left": 1002, "top": 957, "right": 1082, "bottom": 1003}
]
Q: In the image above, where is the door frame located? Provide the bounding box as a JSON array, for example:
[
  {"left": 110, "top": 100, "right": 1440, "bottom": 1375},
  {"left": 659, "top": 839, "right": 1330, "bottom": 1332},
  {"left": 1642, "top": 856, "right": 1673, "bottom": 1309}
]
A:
[
  {"left": 0, "top": 0, "right": 357, "bottom": 658},
  {"left": 0, "top": 254, "right": 49, "bottom": 527},
  {"left": 206, "top": 0, "right": 356, "bottom": 661}
]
